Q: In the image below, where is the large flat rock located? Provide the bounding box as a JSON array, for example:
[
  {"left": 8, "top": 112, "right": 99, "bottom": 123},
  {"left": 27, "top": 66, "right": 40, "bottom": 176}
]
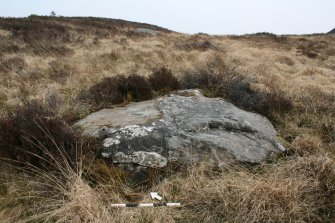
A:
[
  {"left": 74, "top": 89, "right": 285, "bottom": 169},
  {"left": 74, "top": 99, "right": 161, "bottom": 137}
]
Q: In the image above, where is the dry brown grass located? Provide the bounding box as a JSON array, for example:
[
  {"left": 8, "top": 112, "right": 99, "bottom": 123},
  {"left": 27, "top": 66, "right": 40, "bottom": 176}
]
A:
[
  {"left": 2, "top": 153, "right": 335, "bottom": 222},
  {"left": 0, "top": 154, "right": 115, "bottom": 222},
  {"left": 162, "top": 156, "right": 335, "bottom": 223},
  {"left": 1, "top": 16, "right": 335, "bottom": 222}
]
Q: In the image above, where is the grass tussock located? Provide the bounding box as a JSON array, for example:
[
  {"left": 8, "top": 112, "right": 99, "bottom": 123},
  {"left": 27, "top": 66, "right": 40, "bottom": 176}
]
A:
[
  {"left": 0, "top": 39, "right": 20, "bottom": 53},
  {"left": 158, "top": 156, "right": 335, "bottom": 223},
  {"left": 48, "top": 59, "right": 77, "bottom": 80},
  {"left": 1, "top": 153, "right": 335, "bottom": 222},
  {"left": 0, "top": 56, "right": 26, "bottom": 73},
  {"left": 0, "top": 150, "right": 116, "bottom": 222},
  {"left": 180, "top": 54, "right": 234, "bottom": 92},
  {"left": 276, "top": 55, "right": 295, "bottom": 66}
]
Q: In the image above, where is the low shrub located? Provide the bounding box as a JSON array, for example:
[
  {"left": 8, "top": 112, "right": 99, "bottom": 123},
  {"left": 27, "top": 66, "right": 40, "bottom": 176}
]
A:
[
  {"left": 84, "top": 76, "right": 127, "bottom": 106},
  {"left": 232, "top": 33, "right": 289, "bottom": 48},
  {"left": 248, "top": 33, "right": 289, "bottom": 45},
  {"left": 224, "top": 76, "right": 293, "bottom": 119},
  {"left": 224, "top": 76, "right": 262, "bottom": 109},
  {"left": 175, "top": 39, "right": 214, "bottom": 51},
  {"left": 148, "top": 67, "right": 180, "bottom": 93},
  {"left": 81, "top": 74, "right": 152, "bottom": 106},
  {"left": 180, "top": 71, "right": 225, "bottom": 97},
  {"left": 0, "top": 17, "right": 71, "bottom": 43},
  {"left": 0, "top": 101, "right": 79, "bottom": 169},
  {"left": 250, "top": 32, "right": 278, "bottom": 37},
  {"left": 126, "top": 74, "right": 152, "bottom": 101}
]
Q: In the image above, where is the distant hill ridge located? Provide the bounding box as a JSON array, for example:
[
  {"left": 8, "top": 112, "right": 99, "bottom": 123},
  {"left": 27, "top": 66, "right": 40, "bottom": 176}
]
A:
[
  {"left": 328, "top": 28, "right": 335, "bottom": 34},
  {"left": 0, "top": 16, "right": 171, "bottom": 41}
]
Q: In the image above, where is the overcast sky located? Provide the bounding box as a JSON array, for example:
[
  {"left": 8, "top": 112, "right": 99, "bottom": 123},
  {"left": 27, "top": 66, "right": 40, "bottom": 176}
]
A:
[{"left": 0, "top": 0, "right": 334, "bottom": 35}]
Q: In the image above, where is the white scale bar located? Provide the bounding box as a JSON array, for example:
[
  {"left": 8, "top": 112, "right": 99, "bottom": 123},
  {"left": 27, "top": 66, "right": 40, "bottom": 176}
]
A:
[{"left": 111, "top": 203, "right": 181, "bottom": 207}]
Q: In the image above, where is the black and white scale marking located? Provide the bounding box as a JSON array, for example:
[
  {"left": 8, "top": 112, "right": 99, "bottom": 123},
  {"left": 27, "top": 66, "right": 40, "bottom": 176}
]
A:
[{"left": 111, "top": 203, "right": 181, "bottom": 208}]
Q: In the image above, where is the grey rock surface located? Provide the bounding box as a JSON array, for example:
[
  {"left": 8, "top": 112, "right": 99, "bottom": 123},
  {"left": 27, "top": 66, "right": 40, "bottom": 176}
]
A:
[
  {"left": 133, "top": 28, "right": 158, "bottom": 35},
  {"left": 74, "top": 89, "right": 285, "bottom": 170}
]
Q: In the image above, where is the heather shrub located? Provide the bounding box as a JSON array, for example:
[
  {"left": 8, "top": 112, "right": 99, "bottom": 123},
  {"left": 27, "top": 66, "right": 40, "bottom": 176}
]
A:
[
  {"left": 0, "top": 101, "right": 79, "bottom": 169},
  {"left": 180, "top": 71, "right": 225, "bottom": 97},
  {"left": 250, "top": 32, "right": 278, "bottom": 37},
  {"left": 224, "top": 76, "right": 293, "bottom": 118},
  {"left": 148, "top": 67, "right": 180, "bottom": 93},
  {"left": 0, "top": 17, "right": 71, "bottom": 43},
  {"left": 81, "top": 74, "right": 152, "bottom": 106},
  {"left": 126, "top": 74, "right": 152, "bottom": 101},
  {"left": 180, "top": 71, "right": 217, "bottom": 89},
  {"left": 224, "top": 76, "right": 262, "bottom": 109},
  {"left": 175, "top": 39, "right": 214, "bottom": 51},
  {"left": 83, "top": 76, "right": 127, "bottom": 106}
]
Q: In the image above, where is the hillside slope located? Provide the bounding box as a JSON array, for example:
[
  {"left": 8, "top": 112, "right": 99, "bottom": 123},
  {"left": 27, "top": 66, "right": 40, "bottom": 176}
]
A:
[{"left": 0, "top": 16, "right": 335, "bottom": 223}]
